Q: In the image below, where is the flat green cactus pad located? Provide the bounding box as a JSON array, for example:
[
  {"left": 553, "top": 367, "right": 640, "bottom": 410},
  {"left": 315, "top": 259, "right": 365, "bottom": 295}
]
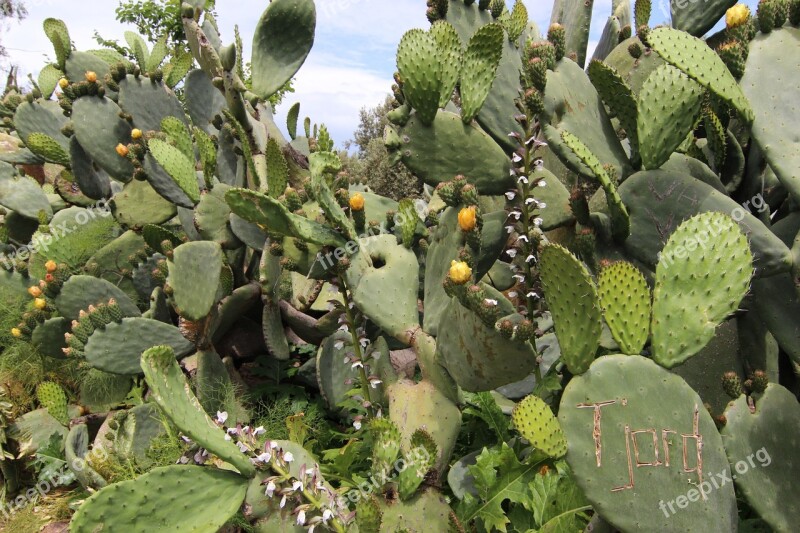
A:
[
  {"left": 511, "top": 394, "right": 567, "bottom": 458},
  {"left": 141, "top": 345, "right": 256, "bottom": 477},
  {"left": 251, "top": 0, "right": 316, "bottom": 100},
  {"left": 651, "top": 212, "right": 753, "bottom": 368},
  {"left": 539, "top": 244, "right": 602, "bottom": 375},
  {"left": 167, "top": 241, "right": 223, "bottom": 321},
  {"left": 559, "top": 355, "right": 736, "bottom": 532},
  {"left": 0, "top": 162, "right": 53, "bottom": 221},
  {"left": 70, "top": 465, "right": 248, "bottom": 533},
  {"left": 721, "top": 384, "right": 800, "bottom": 532},
  {"left": 741, "top": 28, "right": 800, "bottom": 206},
  {"left": 84, "top": 318, "right": 193, "bottom": 375},
  {"left": 647, "top": 27, "right": 753, "bottom": 124},
  {"left": 72, "top": 96, "right": 135, "bottom": 182},
  {"left": 597, "top": 262, "right": 650, "bottom": 355},
  {"left": 460, "top": 23, "right": 504, "bottom": 122},
  {"left": 110, "top": 178, "right": 177, "bottom": 227},
  {"left": 55, "top": 275, "right": 141, "bottom": 321}
]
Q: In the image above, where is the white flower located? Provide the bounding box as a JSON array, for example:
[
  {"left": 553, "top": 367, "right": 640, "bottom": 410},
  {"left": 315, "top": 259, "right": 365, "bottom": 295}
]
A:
[
  {"left": 242, "top": 426, "right": 250, "bottom": 435},
  {"left": 512, "top": 153, "right": 523, "bottom": 163},
  {"left": 353, "top": 420, "right": 362, "bottom": 430},
  {"left": 309, "top": 525, "right": 316, "bottom": 533},
  {"left": 297, "top": 510, "right": 306, "bottom": 526},
  {"left": 280, "top": 494, "right": 287, "bottom": 508},
  {"left": 513, "top": 274, "right": 526, "bottom": 283},
  {"left": 509, "top": 211, "right": 522, "bottom": 221},
  {"left": 256, "top": 452, "right": 271, "bottom": 463},
  {"left": 526, "top": 255, "right": 537, "bottom": 264},
  {"left": 254, "top": 426, "right": 266, "bottom": 436},
  {"left": 484, "top": 299, "right": 498, "bottom": 306},
  {"left": 181, "top": 436, "right": 192, "bottom": 443},
  {"left": 505, "top": 191, "right": 516, "bottom": 200},
  {"left": 527, "top": 291, "right": 540, "bottom": 299},
  {"left": 334, "top": 341, "right": 345, "bottom": 350},
  {"left": 283, "top": 451, "right": 294, "bottom": 463},
  {"left": 224, "top": 434, "right": 232, "bottom": 441},
  {"left": 538, "top": 202, "right": 547, "bottom": 209},
  {"left": 507, "top": 249, "right": 517, "bottom": 258},
  {"left": 292, "top": 480, "right": 304, "bottom": 492},
  {"left": 237, "top": 442, "right": 248, "bottom": 453},
  {"left": 227, "top": 427, "right": 239, "bottom": 435},
  {"left": 265, "top": 480, "right": 276, "bottom": 497},
  {"left": 508, "top": 291, "right": 518, "bottom": 298},
  {"left": 517, "top": 176, "right": 529, "bottom": 184},
  {"left": 369, "top": 379, "right": 383, "bottom": 388},
  {"left": 539, "top": 180, "right": 547, "bottom": 188},
  {"left": 525, "top": 197, "right": 536, "bottom": 206},
  {"left": 351, "top": 361, "right": 364, "bottom": 369},
  {"left": 322, "top": 509, "right": 334, "bottom": 522},
  {"left": 338, "top": 324, "right": 349, "bottom": 332},
  {"left": 216, "top": 411, "right": 228, "bottom": 425},
  {"left": 359, "top": 338, "right": 370, "bottom": 348},
  {"left": 268, "top": 441, "right": 279, "bottom": 449},
  {"left": 533, "top": 217, "right": 544, "bottom": 227},
  {"left": 505, "top": 225, "right": 515, "bottom": 234},
  {"left": 517, "top": 235, "right": 529, "bottom": 243}
]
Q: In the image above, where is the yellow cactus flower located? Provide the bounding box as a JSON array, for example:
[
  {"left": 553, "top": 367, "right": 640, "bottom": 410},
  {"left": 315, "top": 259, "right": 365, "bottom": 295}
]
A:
[
  {"left": 85, "top": 71, "right": 98, "bottom": 83},
  {"left": 726, "top": 4, "right": 750, "bottom": 28},
  {"left": 349, "top": 193, "right": 365, "bottom": 212},
  {"left": 449, "top": 260, "right": 472, "bottom": 285},
  {"left": 34, "top": 298, "right": 47, "bottom": 310},
  {"left": 45, "top": 260, "right": 58, "bottom": 273},
  {"left": 58, "top": 78, "right": 69, "bottom": 89},
  {"left": 11, "top": 328, "right": 22, "bottom": 338},
  {"left": 28, "top": 286, "right": 43, "bottom": 298},
  {"left": 458, "top": 206, "right": 478, "bottom": 232},
  {"left": 131, "top": 128, "right": 143, "bottom": 140},
  {"left": 116, "top": 143, "right": 129, "bottom": 158}
]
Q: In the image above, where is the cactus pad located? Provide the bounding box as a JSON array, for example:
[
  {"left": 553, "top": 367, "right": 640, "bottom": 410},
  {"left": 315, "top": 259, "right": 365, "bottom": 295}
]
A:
[
  {"left": 559, "top": 355, "right": 736, "bottom": 532},
  {"left": 647, "top": 27, "right": 753, "bottom": 123},
  {"left": 511, "top": 394, "right": 567, "bottom": 458},
  {"left": 397, "top": 29, "right": 442, "bottom": 125},
  {"left": 141, "top": 345, "right": 256, "bottom": 477},
  {"left": 84, "top": 318, "right": 193, "bottom": 375},
  {"left": 637, "top": 64, "right": 703, "bottom": 170},
  {"left": 539, "top": 244, "right": 602, "bottom": 375},
  {"left": 460, "top": 23, "right": 504, "bottom": 122},
  {"left": 167, "top": 241, "right": 223, "bottom": 321},
  {"left": 70, "top": 465, "right": 248, "bottom": 532},
  {"left": 597, "top": 262, "right": 651, "bottom": 355},
  {"left": 651, "top": 212, "right": 753, "bottom": 368},
  {"left": 55, "top": 275, "right": 141, "bottom": 321},
  {"left": 721, "top": 383, "right": 800, "bottom": 532},
  {"left": 36, "top": 382, "right": 69, "bottom": 425},
  {"left": 148, "top": 139, "right": 201, "bottom": 204},
  {"left": 251, "top": 0, "right": 316, "bottom": 99}
]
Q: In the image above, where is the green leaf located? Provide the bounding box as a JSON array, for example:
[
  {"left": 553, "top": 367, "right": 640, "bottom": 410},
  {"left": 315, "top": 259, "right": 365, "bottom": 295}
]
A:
[
  {"left": 526, "top": 462, "right": 592, "bottom": 531},
  {"left": 31, "top": 433, "right": 75, "bottom": 487},
  {"left": 458, "top": 443, "right": 541, "bottom": 532},
  {"left": 462, "top": 392, "right": 511, "bottom": 442}
]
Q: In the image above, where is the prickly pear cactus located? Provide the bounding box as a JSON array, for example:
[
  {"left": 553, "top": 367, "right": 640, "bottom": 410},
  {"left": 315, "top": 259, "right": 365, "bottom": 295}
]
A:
[
  {"left": 559, "top": 355, "right": 737, "bottom": 532},
  {"left": 36, "top": 381, "right": 69, "bottom": 425},
  {"left": 721, "top": 384, "right": 800, "bottom": 531}
]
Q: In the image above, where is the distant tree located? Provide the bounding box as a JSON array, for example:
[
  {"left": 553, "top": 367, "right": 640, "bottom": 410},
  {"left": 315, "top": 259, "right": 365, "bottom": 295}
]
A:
[
  {"left": 344, "top": 96, "right": 422, "bottom": 201},
  {"left": 115, "top": 0, "right": 216, "bottom": 47},
  {"left": 0, "top": 0, "right": 27, "bottom": 57}
]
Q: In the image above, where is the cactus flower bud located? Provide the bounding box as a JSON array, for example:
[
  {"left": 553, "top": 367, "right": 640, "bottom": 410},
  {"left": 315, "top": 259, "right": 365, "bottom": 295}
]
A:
[
  {"left": 85, "top": 71, "right": 98, "bottom": 83},
  {"left": 751, "top": 370, "right": 769, "bottom": 393},
  {"left": 45, "top": 260, "right": 58, "bottom": 273},
  {"left": 116, "top": 143, "right": 129, "bottom": 158},
  {"left": 726, "top": 4, "right": 751, "bottom": 28},
  {"left": 10, "top": 327, "right": 21, "bottom": 338},
  {"left": 34, "top": 298, "right": 47, "bottom": 310},
  {"left": 28, "top": 286, "right": 42, "bottom": 298},
  {"left": 458, "top": 206, "right": 478, "bottom": 232},
  {"left": 722, "top": 371, "right": 743, "bottom": 398},
  {"left": 131, "top": 128, "right": 143, "bottom": 140},
  {"left": 58, "top": 78, "right": 69, "bottom": 89},
  {"left": 449, "top": 260, "right": 472, "bottom": 285},
  {"left": 349, "top": 193, "right": 365, "bottom": 211}
]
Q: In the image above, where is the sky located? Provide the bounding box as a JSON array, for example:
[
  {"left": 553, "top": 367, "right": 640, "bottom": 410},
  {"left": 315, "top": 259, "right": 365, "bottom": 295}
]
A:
[{"left": 1, "top": 0, "right": 758, "bottom": 147}]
